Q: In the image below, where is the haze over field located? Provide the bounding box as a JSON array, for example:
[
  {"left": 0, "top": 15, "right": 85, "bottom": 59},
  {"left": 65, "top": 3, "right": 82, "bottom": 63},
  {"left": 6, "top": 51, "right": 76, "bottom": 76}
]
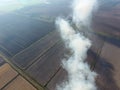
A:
[
  {"left": 56, "top": 0, "right": 98, "bottom": 90},
  {"left": 0, "top": 0, "right": 50, "bottom": 12}
]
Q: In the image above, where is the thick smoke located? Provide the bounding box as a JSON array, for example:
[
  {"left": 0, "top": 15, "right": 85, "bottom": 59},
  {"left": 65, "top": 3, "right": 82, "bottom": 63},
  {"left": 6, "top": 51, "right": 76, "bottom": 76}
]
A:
[
  {"left": 56, "top": 0, "right": 97, "bottom": 90},
  {"left": 72, "top": 0, "right": 97, "bottom": 26}
]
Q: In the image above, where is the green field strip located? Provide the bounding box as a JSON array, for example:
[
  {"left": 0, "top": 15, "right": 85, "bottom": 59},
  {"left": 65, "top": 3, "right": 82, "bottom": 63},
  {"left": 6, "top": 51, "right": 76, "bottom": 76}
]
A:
[
  {"left": 33, "top": 16, "right": 55, "bottom": 23},
  {"left": 12, "top": 30, "right": 57, "bottom": 58},
  {"left": 0, "top": 54, "right": 44, "bottom": 90},
  {"left": 73, "top": 22, "right": 120, "bottom": 41},
  {"left": 12, "top": 12, "right": 53, "bottom": 23},
  {"left": 93, "top": 31, "right": 118, "bottom": 40},
  {"left": 94, "top": 31, "right": 120, "bottom": 40},
  {"left": 84, "top": 28, "right": 120, "bottom": 41}
]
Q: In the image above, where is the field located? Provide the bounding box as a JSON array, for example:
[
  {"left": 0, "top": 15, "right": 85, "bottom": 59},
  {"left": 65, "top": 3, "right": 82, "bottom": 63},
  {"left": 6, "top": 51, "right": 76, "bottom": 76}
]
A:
[
  {"left": 0, "top": 0, "right": 120, "bottom": 90},
  {"left": 26, "top": 41, "right": 65, "bottom": 86},
  {"left": 0, "top": 13, "right": 55, "bottom": 57},
  {"left": 12, "top": 31, "right": 61, "bottom": 69}
]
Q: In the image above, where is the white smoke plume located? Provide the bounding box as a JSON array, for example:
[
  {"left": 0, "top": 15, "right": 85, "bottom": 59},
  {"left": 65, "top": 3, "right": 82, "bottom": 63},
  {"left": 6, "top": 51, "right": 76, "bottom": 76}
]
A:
[
  {"left": 56, "top": 0, "right": 97, "bottom": 90},
  {"left": 72, "top": 0, "right": 97, "bottom": 26}
]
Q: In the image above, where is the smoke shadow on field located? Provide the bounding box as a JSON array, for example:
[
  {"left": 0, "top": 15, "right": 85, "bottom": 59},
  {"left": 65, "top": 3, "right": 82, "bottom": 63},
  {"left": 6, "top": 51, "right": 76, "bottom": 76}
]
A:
[
  {"left": 97, "top": 34, "right": 120, "bottom": 48},
  {"left": 86, "top": 50, "right": 120, "bottom": 90},
  {"left": 95, "top": 57, "right": 120, "bottom": 90}
]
